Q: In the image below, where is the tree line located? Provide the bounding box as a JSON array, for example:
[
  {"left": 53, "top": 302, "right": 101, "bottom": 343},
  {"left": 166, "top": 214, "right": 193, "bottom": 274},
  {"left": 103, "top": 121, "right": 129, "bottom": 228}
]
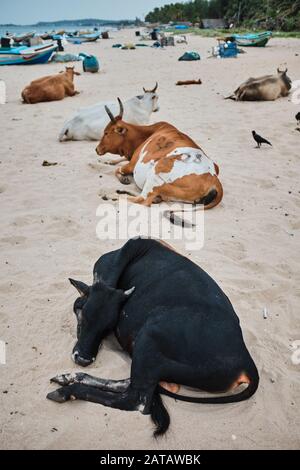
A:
[{"left": 145, "top": 0, "right": 300, "bottom": 31}]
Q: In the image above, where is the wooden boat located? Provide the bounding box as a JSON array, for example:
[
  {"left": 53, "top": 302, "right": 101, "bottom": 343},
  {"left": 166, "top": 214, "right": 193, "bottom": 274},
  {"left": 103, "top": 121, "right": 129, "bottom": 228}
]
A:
[
  {"left": 232, "top": 31, "right": 272, "bottom": 47},
  {"left": 0, "top": 42, "right": 57, "bottom": 66},
  {"left": 66, "top": 32, "right": 100, "bottom": 44},
  {"left": 12, "top": 31, "right": 35, "bottom": 43}
]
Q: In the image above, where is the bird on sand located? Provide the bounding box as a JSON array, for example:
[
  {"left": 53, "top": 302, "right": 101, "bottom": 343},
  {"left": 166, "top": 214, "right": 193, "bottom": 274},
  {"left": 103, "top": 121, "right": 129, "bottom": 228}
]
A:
[
  {"left": 296, "top": 112, "right": 300, "bottom": 126},
  {"left": 252, "top": 130, "right": 272, "bottom": 148}
]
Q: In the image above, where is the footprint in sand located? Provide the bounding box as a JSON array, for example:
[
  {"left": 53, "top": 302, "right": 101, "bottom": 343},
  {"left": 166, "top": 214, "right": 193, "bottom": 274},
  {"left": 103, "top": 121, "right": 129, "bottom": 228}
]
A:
[
  {"left": 216, "top": 240, "right": 247, "bottom": 262},
  {"left": 47, "top": 217, "right": 82, "bottom": 239},
  {"left": 0, "top": 236, "right": 26, "bottom": 245},
  {"left": 98, "top": 190, "right": 118, "bottom": 202},
  {"left": 0, "top": 281, "right": 22, "bottom": 294},
  {"left": 88, "top": 162, "right": 103, "bottom": 172}
]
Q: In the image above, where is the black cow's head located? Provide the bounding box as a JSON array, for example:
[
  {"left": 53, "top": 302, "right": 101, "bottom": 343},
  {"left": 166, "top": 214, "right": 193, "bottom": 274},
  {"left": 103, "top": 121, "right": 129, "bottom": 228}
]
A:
[{"left": 69, "top": 277, "right": 134, "bottom": 367}]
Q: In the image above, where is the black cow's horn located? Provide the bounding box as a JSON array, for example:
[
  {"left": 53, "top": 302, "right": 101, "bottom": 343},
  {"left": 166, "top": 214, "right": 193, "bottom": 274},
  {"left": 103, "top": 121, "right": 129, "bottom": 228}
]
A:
[
  {"left": 105, "top": 105, "right": 116, "bottom": 123},
  {"left": 117, "top": 97, "right": 124, "bottom": 119}
]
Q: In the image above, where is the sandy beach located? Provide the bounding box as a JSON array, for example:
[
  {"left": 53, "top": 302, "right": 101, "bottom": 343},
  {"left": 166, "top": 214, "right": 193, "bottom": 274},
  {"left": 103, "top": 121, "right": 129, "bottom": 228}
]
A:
[{"left": 0, "top": 29, "right": 300, "bottom": 450}]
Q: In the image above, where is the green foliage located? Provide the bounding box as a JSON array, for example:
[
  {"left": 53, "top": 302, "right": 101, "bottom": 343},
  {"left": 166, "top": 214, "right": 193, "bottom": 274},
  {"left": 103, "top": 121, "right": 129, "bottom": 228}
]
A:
[{"left": 145, "top": 0, "right": 300, "bottom": 31}]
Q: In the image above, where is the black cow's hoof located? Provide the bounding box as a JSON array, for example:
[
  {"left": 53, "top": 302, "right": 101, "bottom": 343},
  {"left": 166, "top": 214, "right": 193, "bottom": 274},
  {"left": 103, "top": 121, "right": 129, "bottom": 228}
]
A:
[
  {"left": 47, "top": 387, "right": 73, "bottom": 403},
  {"left": 50, "top": 373, "right": 74, "bottom": 386}
]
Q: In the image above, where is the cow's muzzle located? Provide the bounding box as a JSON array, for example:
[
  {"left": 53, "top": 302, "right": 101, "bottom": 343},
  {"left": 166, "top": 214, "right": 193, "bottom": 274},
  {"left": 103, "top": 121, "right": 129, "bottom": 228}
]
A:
[
  {"left": 96, "top": 146, "right": 104, "bottom": 156},
  {"left": 72, "top": 346, "right": 95, "bottom": 367}
]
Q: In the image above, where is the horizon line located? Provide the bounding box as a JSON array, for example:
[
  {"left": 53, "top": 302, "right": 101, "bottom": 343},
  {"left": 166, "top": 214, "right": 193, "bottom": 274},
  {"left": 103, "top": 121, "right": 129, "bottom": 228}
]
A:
[{"left": 0, "top": 17, "right": 138, "bottom": 27}]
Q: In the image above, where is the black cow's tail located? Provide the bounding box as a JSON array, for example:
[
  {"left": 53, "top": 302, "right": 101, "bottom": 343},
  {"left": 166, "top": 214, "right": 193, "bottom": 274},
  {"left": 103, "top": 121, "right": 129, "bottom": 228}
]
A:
[
  {"left": 158, "top": 364, "right": 259, "bottom": 405},
  {"left": 150, "top": 388, "right": 170, "bottom": 437}
]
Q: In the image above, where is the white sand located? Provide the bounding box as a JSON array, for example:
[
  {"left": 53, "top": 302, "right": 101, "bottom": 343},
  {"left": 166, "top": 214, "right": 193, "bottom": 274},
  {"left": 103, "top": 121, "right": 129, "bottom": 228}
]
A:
[{"left": 0, "top": 30, "right": 300, "bottom": 450}]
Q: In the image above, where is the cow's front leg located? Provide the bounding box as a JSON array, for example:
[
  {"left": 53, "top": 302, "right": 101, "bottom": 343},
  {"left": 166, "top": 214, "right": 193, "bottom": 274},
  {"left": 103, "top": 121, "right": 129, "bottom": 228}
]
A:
[
  {"left": 51, "top": 372, "right": 130, "bottom": 392},
  {"left": 115, "top": 165, "right": 134, "bottom": 185},
  {"left": 65, "top": 84, "right": 79, "bottom": 97},
  {"left": 104, "top": 157, "right": 127, "bottom": 166}
]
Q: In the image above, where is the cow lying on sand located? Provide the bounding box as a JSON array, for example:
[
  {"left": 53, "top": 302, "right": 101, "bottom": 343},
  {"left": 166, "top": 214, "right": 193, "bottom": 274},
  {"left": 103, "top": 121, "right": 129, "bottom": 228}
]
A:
[
  {"left": 96, "top": 99, "right": 223, "bottom": 209},
  {"left": 47, "top": 237, "right": 259, "bottom": 436},
  {"left": 21, "top": 66, "right": 80, "bottom": 104},
  {"left": 226, "top": 68, "right": 292, "bottom": 101},
  {"left": 59, "top": 83, "right": 159, "bottom": 142}
]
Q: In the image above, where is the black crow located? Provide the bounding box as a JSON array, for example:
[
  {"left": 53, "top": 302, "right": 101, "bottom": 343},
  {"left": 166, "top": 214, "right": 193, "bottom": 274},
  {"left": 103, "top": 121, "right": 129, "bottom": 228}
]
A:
[{"left": 252, "top": 130, "right": 272, "bottom": 148}]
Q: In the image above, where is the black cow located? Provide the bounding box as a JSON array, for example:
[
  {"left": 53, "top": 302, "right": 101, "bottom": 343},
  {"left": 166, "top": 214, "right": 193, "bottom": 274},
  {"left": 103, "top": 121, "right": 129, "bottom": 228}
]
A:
[{"left": 47, "top": 237, "right": 259, "bottom": 436}]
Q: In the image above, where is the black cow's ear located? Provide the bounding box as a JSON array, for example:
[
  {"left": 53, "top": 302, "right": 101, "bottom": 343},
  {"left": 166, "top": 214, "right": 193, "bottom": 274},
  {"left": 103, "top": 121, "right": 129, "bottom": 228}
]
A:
[
  {"left": 123, "top": 286, "right": 135, "bottom": 297},
  {"left": 69, "top": 278, "right": 90, "bottom": 297}
]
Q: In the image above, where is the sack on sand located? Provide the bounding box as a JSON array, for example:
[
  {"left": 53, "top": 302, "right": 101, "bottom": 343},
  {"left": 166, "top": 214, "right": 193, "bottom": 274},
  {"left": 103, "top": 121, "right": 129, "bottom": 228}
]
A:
[
  {"left": 51, "top": 53, "right": 82, "bottom": 63},
  {"left": 121, "top": 43, "right": 136, "bottom": 50},
  {"left": 178, "top": 51, "right": 201, "bottom": 61}
]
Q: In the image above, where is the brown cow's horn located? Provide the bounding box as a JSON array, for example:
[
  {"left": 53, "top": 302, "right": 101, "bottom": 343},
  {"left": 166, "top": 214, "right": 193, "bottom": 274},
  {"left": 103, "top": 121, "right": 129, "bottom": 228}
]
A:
[
  {"left": 117, "top": 97, "right": 124, "bottom": 119},
  {"left": 104, "top": 105, "right": 116, "bottom": 123}
]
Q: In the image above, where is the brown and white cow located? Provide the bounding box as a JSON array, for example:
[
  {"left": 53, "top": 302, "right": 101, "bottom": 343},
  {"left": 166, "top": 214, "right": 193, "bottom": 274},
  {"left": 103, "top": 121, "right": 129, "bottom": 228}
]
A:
[
  {"left": 21, "top": 66, "right": 80, "bottom": 104},
  {"left": 96, "top": 99, "right": 223, "bottom": 208}
]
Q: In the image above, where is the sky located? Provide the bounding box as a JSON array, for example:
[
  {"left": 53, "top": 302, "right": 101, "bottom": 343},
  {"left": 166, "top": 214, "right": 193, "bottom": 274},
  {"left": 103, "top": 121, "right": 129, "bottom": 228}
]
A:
[{"left": 1, "top": 0, "right": 173, "bottom": 24}]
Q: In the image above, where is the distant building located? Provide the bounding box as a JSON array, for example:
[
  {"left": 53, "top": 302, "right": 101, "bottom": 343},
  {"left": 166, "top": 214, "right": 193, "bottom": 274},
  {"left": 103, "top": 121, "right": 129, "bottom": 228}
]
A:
[{"left": 201, "top": 19, "right": 226, "bottom": 29}]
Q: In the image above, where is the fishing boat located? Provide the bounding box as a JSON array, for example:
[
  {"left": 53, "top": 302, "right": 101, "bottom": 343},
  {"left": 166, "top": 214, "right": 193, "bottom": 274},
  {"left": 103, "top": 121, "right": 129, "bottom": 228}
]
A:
[
  {"left": 66, "top": 32, "right": 100, "bottom": 44},
  {"left": 12, "top": 31, "right": 35, "bottom": 43},
  {"left": 0, "top": 42, "right": 57, "bottom": 66},
  {"left": 232, "top": 31, "right": 272, "bottom": 47}
]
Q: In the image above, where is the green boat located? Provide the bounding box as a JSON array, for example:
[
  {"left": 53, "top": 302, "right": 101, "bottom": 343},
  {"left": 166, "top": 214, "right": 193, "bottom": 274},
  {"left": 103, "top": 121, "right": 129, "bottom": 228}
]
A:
[{"left": 232, "top": 31, "right": 272, "bottom": 47}]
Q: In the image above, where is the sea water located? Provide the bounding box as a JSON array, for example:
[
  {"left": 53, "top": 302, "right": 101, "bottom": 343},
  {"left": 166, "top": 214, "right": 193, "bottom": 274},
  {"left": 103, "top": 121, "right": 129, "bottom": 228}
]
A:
[{"left": 0, "top": 22, "right": 115, "bottom": 37}]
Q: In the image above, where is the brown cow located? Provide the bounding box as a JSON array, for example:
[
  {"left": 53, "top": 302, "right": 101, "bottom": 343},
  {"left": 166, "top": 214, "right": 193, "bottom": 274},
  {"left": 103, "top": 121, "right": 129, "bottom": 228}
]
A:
[
  {"left": 21, "top": 66, "right": 80, "bottom": 104},
  {"left": 96, "top": 99, "right": 223, "bottom": 209},
  {"left": 226, "top": 68, "right": 292, "bottom": 101}
]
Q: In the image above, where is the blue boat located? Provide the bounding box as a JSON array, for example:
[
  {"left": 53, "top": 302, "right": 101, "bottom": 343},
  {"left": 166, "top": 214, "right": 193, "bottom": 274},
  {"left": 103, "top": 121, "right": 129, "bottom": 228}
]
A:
[
  {"left": 0, "top": 42, "right": 57, "bottom": 66},
  {"left": 66, "top": 32, "right": 100, "bottom": 44},
  {"left": 232, "top": 31, "right": 272, "bottom": 47}
]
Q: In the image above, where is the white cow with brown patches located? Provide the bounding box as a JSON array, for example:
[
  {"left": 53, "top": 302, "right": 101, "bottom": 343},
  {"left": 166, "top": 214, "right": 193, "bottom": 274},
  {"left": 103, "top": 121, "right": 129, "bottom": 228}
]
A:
[{"left": 96, "top": 98, "right": 223, "bottom": 209}]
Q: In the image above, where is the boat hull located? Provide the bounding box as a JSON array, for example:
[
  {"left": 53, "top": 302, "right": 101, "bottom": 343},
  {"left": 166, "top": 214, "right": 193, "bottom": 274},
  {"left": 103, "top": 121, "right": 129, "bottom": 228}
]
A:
[
  {"left": 234, "top": 37, "right": 270, "bottom": 47},
  {"left": 233, "top": 32, "right": 272, "bottom": 47},
  {"left": 0, "top": 43, "right": 57, "bottom": 66},
  {"left": 66, "top": 33, "right": 100, "bottom": 44}
]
